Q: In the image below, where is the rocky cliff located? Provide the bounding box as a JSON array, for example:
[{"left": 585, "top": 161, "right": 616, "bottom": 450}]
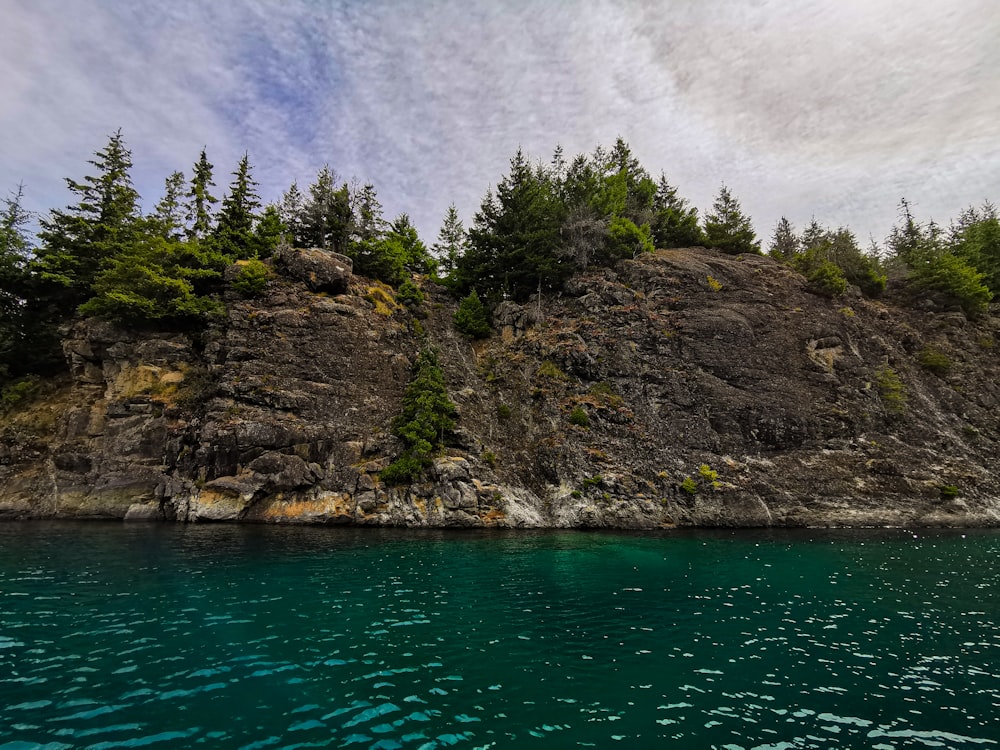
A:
[{"left": 2, "top": 247, "right": 999, "bottom": 527}]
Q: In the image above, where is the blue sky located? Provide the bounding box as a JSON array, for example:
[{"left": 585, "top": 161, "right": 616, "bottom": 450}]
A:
[{"left": 2, "top": 0, "right": 998, "bottom": 248}]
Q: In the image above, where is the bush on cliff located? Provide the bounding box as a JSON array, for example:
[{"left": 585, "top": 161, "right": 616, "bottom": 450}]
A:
[
  {"left": 381, "top": 346, "right": 457, "bottom": 484},
  {"left": 454, "top": 290, "right": 491, "bottom": 339}
]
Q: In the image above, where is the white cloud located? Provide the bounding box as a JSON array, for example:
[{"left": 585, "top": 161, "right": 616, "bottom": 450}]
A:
[{"left": 0, "top": 0, "right": 997, "bottom": 248}]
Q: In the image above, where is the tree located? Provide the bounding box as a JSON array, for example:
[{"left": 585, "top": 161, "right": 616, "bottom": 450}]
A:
[
  {"left": 767, "top": 217, "right": 799, "bottom": 260},
  {"left": 213, "top": 153, "right": 261, "bottom": 259},
  {"left": 454, "top": 290, "right": 490, "bottom": 339},
  {"left": 0, "top": 184, "right": 33, "bottom": 380},
  {"left": 381, "top": 346, "right": 457, "bottom": 484},
  {"left": 459, "top": 149, "right": 567, "bottom": 300},
  {"left": 301, "top": 166, "right": 352, "bottom": 253},
  {"left": 389, "top": 213, "right": 435, "bottom": 275},
  {"left": 150, "top": 171, "right": 186, "bottom": 240},
  {"left": 251, "top": 204, "right": 286, "bottom": 259},
  {"left": 432, "top": 204, "right": 469, "bottom": 280},
  {"left": 651, "top": 174, "right": 703, "bottom": 248},
  {"left": 949, "top": 202, "right": 1000, "bottom": 294},
  {"left": 35, "top": 129, "right": 141, "bottom": 310},
  {"left": 703, "top": 184, "right": 760, "bottom": 255},
  {"left": 279, "top": 182, "right": 306, "bottom": 247},
  {"left": 185, "top": 148, "right": 218, "bottom": 240}
]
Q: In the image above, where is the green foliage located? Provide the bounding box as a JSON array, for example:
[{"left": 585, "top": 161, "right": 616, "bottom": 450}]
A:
[
  {"left": 908, "top": 251, "right": 991, "bottom": 318},
  {"left": 651, "top": 174, "right": 703, "bottom": 248},
  {"left": 768, "top": 217, "right": 799, "bottom": 261},
  {"left": 252, "top": 204, "right": 286, "bottom": 259},
  {"left": 232, "top": 259, "right": 270, "bottom": 297},
  {"left": 397, "top": 277, "right": 425, "bottom": 309},
  {"left": 806, "top": 259, "right": 847, "bottom": 297},
  {"left": 185, "top": 148, "right": 218, "bottom": 240},
  {"left": 482, "top": 450, "right": 496, "bottom": 467},
  {"left": 680, "top": 476, "right": 698, "bottom": 495},
  {"left": 569, "top": 405, "right": 590, "bottom": 427},
  {"left": 916, "top": 346, "right": 951, "bottom": 375},
  {"left": 212, "top": 153, "right": 261, "bottom": 260},
  {"left": 382, "top": 347, "right": 458, "bottom": 484},
  {"left": 35, "top": 129, "right": 141, "bottom": 310},
  {"left": 703, "top": 184, "right": 760, "bottom": 255},
  {"left": 938, "top": 484, "right": 959, "bottom": 500},
  {"left": 949, "top": 202, "right": 1000, "bottom": 294},
  {"left": 433, "top": 204, "right": 469, "bottom": 284},
  {"left": 876, "top": 366, "right": 907, "bottom": 415},
  {"left": 459, "top": 149, "right": 567, "bottom": 301},
  {"left": 1, "top": 376, "right": 39, "bottom": 411},
  {"left": 698, "top": 464, "right": 718, "bottom": 483},
  {"left": 379, "top": 453, "right": 424, "bottom": 486},
  {"left": 300, "top": 166, "right": 352, "bottom": 253},
  {"left": 606, "top": 216, "right": 654, "bottom": 259},
  {"left": 454, "top": 290, "right": 491, "bottom": 339},
  {"left": 582, "top": 475, "right": 603, "bottom": 489},
  {"left": 496, "top": 403, "right": 512, "bottom": 419},
  {"left": 390, "top": 214, "right": 436, "bottom": 275},
  {"left": 536, "top": 360, "right": 566, "bottom": 379},
  {"left": 79, "top": 236, "right": 224, "bottom": 324}
]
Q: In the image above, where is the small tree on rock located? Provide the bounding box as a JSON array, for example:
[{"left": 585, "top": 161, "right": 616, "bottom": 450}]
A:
[{"left": 703, "top": 185, "right": 760, "bottom": 255}]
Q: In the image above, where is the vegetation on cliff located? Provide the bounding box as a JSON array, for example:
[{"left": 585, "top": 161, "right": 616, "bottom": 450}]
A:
[{"left": 1, "top": 129, "right": 998, "bottom": 398}]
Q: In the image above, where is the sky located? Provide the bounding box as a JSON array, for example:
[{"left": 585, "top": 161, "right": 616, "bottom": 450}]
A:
[{"left": 1, "top": 0, "right": 998, "bottom": 249}]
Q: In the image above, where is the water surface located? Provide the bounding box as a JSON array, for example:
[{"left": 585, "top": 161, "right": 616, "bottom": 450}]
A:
[{"left": 0, "top": 524, "right": 998, "bottom": 748}]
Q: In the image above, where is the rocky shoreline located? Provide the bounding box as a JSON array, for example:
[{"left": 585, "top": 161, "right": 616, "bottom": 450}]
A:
[{"left": 2, "top": 247, "right": 999, "bottom": 528}]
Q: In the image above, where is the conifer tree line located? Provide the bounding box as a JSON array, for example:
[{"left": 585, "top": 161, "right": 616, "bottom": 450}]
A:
[{"left": 1, "top": 130, "right": 998, "bottom": 387}]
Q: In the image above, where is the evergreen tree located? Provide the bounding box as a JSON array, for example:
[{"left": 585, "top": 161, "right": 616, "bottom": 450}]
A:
[
  {"left": 768, "top": 217, "right": 799, "bottom": 260},
  {"left": 185, "top": 148, "right": 218, "bottom": 240},
  {"left": 432, "top": 204, "right": 469, "bottom": 280},
  {"left": 301, "top": 166, "right": 352, "bottom": 253},
  {"left": 949, "top": 202, "right": 1000, "bottom": 294},
  {"left": 251, "top": 204, "right": 286, "bottom": 259},
  {"left": 453, "top": 290, "right": 490, "bottom": 339},
  {"left": 651, "top": 174, "right": 703, "bottom": 248},
  {"left": 351, "top": 183, "right": 386, "bottom": 246},
  {"left": 389, "top": 214, "right": 435, "bottom": 275},
  {"left": 0, "top": 184, "right": 33, "bottom": 381},
  {"left": 35, "top": 129, "right": 141, "bottom": 309},
  {"left": 279, "top": 181, "right": 306, "bottom": 247},
  {"left": 460, "top": 149, "right": 567, "bottom": 300},
  {"left": 703, "top": 185, "right": 760, "bottom": 255},
  {"left": 213, "top": 153, "right": 260, "bottom": 259},
  {"left": 150, "top": 171, "right": 186, "bottom": 240}
]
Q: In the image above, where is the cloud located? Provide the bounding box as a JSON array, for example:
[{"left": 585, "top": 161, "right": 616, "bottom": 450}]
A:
[{"left": 1, "top": 0, "right": 997, "bottom": 249}]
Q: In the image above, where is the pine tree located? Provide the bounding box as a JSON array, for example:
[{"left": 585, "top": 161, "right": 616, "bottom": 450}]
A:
[
  {"left": 213, "top": 153, "right": 260, "bottom": 259},
  {"left": 703, "top": 185, "right": 760, "bottom": 255},
  {"left": 252, "top": 204, "right": 286, "bottom": 259},
  {"left": 454, "top": 290, "right": 490, "bottom": 339},
  {"left": 651, "top": 174, "right": 703, "bottom": 248},
  {"left": 432, "top": 204, "right": 469, "bottom": 280},
  {"left": 768, "top": 217, "right": 799, "bottom": 260},
  {"left": 35, "top": 129, "right": 141, "bottom": 309},
  {"left": 150, "top": 171, "right": 186, "bottom": 240},
  {"left": 0, "top": 184, "right": 33, "bottom": 380},
  {"left": 185, "top": 148, "right": 217, "bottom": 240},
  {"left": 279, "top": 181, "right": 306, "bottom": 247},
  {"left": 301, "top": 166, "right": 352, "bottom": 252}
]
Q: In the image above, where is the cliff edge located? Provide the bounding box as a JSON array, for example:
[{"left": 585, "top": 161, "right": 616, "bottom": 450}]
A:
[{"left": 2, "top": 247, "right": 999, "bottom": 528}]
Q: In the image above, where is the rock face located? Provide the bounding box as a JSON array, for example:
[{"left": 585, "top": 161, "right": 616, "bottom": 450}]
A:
[{"left": 2, "top": 247, "right": 999, "bottom": 528}]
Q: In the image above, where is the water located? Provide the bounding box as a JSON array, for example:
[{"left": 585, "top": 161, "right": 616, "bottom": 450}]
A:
[{"left": 0, "top": 524, "right": 998, "bottom": 749}]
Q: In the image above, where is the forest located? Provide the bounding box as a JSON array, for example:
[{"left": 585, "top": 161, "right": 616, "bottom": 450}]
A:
[{"left": 1, "top": 130, "right": 997, "bottom": 390}]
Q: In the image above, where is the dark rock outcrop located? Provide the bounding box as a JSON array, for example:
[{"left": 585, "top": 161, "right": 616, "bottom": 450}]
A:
[{"left": 2, "top": 248, "right": 998, "bottom": 528}]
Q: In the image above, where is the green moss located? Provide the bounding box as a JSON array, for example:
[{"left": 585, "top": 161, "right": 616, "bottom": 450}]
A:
[
  {"left": 680, "top": 476, "right": 698, "bottom": 495},
  {"left": 569, "top": 406, "right": 589, "bottom": 427},
  {"left": 917, "top": 346, "right": 952, "bottom": 375},
  {"left": 876, "top": 366, "right": 908, "bottom": 415}
]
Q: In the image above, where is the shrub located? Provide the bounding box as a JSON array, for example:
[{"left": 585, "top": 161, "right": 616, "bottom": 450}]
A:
[
  {"left": 706, "top": 275, "right": 723, "bottom": 292},
  {"left": 380, "top": 453, "right": 424, "bottom": 485},
  {"left": 482, "top": 450, "right": 496, "bottom": 467},
  {"left": 569, "top": 406, "right": 590, "bottom": 427},
  {"left": 1, "top": 376, "right": 39, "bottom": 410},
  {"left": 454, "top": 290, "right": 491, "bottom": 339},
  {"left": 232, "top": 258, "right": 270, "bottom": 297},
  {"left": 938, "top": 484, "right": 959, "bottom": 499},
  {"left": 582, "top": 475, "right": 603, "bottom": 489},
  {"left": 680, "top": 476, "right": 698, "bottom": 495},
  {"left": 917, "top": 346, "right": 952, "bottom": 375},
  {"left": 536, "top": 360, "right": 566, "bottom": 379},
  {"left": 397, "top": 277, "right": 424, "bottom": 309},
  {"left": 807, "top": 260, "right": 847, "bottom": 297},
  {"left": 606, "top": 216, "right": 654, "bottom": 259},
  {"left": 698, "top": 464, "right": 718, "bottom": 483},
  {"left": 876, "top": 366, "right": 907, "bottom": 414},
  {"left": 496, "top": 403, "right": 512, "bottom": 419},
  {"left": 908, "top": 252, "right": 992, "bottom": 317}
]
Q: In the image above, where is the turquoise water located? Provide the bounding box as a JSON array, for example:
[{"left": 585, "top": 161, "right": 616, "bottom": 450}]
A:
[{"left": 0, "top": 525, "right": 998, "bottom": 749}]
